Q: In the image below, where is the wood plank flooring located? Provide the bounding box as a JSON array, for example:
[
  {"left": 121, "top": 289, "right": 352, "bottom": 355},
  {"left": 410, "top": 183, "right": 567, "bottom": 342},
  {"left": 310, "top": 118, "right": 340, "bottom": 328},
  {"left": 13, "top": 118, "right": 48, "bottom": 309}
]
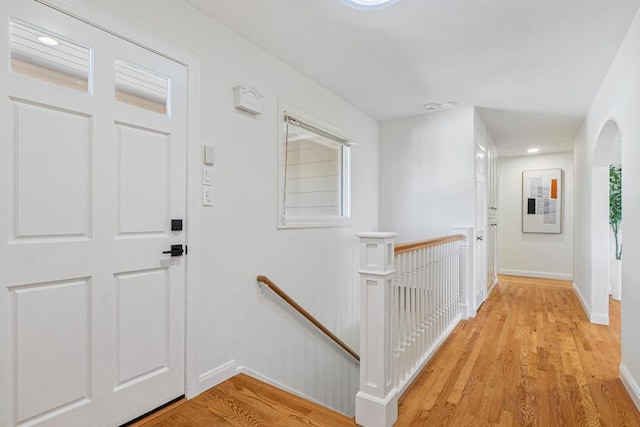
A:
[
  {"left": 130, "top": 373, "right": 355, "bottom": 427},
  {"left": 396, "top": 275, "right": 640, "bottom": 426},
  {"left": 133, "top": 275, "right": 640, "bottom": 426}
]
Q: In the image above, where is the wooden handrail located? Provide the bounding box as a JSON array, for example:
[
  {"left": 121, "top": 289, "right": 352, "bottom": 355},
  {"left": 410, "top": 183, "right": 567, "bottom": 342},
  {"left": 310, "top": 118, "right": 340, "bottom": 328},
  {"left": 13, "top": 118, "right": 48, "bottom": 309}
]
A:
[
  {"left": 256, "top": 275, "right": 360, "bottom": 362},
  {"left": 394, "top": 234, "right": 464, "bottom": 255}
]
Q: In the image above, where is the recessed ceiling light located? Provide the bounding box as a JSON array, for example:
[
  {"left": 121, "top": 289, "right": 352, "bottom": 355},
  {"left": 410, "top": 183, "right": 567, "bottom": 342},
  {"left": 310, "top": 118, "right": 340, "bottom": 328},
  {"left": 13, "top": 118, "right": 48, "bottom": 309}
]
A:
[
  {"left": 341, "top": 0, "right": 401, "bottom": 10},
  {"left": 528, "top": 147, "right": 540, "bottom": 154},
  {"left": 37, "top": 36, "right": 59, "bottom": 46}
]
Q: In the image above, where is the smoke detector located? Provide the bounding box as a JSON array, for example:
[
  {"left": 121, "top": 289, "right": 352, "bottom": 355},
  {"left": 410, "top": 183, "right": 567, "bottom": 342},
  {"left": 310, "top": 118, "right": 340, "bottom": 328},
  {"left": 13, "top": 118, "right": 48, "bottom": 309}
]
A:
[{"left": 423, "top": 101, "right": 459, "bottom": 113}]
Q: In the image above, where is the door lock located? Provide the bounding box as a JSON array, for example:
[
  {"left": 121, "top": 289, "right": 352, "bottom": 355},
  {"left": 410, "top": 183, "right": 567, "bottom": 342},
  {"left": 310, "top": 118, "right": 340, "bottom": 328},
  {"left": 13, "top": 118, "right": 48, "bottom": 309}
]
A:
[
  {"left": 476, "top": 236, "right": 484, "bottom": 241},
  {"left": 162, "top": 244, "right": 184, "bottom": 257}
]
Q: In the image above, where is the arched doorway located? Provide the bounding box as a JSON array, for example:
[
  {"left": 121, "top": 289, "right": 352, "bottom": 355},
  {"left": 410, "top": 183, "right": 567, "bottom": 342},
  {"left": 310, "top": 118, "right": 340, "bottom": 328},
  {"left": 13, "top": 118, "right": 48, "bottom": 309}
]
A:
[{"left": 591, "top": 119, "right": 623, "bottom": 323}]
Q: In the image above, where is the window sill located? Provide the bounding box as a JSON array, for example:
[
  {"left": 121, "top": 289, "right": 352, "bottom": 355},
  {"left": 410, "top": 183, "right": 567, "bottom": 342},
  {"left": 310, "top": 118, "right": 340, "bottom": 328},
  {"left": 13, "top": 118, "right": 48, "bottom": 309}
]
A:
[{"left": 278, "top": 216, "right": 353, "bottom": 229}]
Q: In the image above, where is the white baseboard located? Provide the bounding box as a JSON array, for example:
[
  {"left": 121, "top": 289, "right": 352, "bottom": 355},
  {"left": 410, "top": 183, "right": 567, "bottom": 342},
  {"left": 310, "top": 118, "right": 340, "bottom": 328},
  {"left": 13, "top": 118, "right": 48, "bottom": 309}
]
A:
[
  {"left": 198, "top": 360, "right": 238, "bottom": 393},
  {"left": 356, "top": 390, "right": 398, "bottom": 427},
  {"left": 499, "top": 269, "right": 573, "bottom": 281},
  {"left": 198, "top": 362, "right": 346, "bottom": 416},
  {"left": 487, "top": 277, "right": 499, "bottom": 296},
  {"left": 459, "top": 303, "right": 471, "bottom": 320},
  {"left": 590, "top": 312, "right": 609, "bottom": 325},
  {"left": 237, "top": 366, "right": 331, "bottom": 413},
  {"left": 572, "top": 282, "right": 609, "bottom": 325},
  {"left": 572, "top": 281, "right": 590, "bottom": 319},
  {"left": 621, "top": 364, "right": 640, "bottom": 411}
]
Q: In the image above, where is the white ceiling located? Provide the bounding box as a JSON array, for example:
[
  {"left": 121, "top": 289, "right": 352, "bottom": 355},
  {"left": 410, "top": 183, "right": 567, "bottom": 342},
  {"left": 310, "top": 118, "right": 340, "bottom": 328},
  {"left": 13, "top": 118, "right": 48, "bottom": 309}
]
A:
[{"left": 187, "top": 0, "right": 640, "bottom": 156}]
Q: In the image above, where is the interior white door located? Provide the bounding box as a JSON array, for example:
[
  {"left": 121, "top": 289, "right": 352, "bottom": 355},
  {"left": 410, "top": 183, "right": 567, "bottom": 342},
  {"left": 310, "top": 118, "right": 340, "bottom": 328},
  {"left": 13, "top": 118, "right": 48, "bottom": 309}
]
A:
[
  {"left": 0, "top": 2, "right": 188, "bottom": 426},
  {"left": 475, "top": 145, "right": 487, "bottom": 310}
]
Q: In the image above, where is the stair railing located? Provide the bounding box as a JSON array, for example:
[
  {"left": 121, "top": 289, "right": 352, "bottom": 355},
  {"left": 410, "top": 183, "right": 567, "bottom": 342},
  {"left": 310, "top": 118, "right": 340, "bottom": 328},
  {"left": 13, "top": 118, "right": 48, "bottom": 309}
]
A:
[
  {"left": 256, "top": 275, "right": 360, "bottom": 362},
  {"left": 355, "top": 229, "right": 473, "bottom": 427}
]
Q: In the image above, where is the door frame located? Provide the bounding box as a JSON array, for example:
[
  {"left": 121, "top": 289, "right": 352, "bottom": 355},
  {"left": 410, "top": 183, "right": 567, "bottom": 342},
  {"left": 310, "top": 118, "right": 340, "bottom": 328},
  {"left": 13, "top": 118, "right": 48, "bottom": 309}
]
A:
[
  {"left": 474, "top": 143, "right": 488, "bottom": 310},
  {"left": 35, "top": 0, "right": 202, "bottom": 399}
]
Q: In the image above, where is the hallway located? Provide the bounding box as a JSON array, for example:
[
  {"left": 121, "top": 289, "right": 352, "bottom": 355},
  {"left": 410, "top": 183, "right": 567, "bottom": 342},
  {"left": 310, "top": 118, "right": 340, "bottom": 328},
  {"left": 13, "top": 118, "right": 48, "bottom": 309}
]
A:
[
  {"left": 134, "top": 275, "right": 640, "bottom": 426},
  {"left": 396, "top": 275, "right": 639, "bottom": 426}
]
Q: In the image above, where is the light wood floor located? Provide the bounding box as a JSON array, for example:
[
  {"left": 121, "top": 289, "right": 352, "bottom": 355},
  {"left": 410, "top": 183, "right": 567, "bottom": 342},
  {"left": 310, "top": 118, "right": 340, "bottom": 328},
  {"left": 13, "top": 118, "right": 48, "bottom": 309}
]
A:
[
  {"left": 397, "top": 275, "right": 640, "bottom": 426},
  {"left": 129, "top": 373, "right": 354, "bottom": 427},
  {"left": 133, "top": 275, "right": 640, "bottom": 426}
]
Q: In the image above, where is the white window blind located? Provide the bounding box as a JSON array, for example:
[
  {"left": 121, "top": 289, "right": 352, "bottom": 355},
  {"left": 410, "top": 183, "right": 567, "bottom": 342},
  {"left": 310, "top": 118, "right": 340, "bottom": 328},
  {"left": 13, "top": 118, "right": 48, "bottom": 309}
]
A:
[
  {"left": 280, "top": 112, "right": 351, "bottom": 227},
  {"left": 10, "top": 20, "right": 91, "bottom": 92},
  {"left": 115, "top": 59, "right": 170, "bottom": 115}
]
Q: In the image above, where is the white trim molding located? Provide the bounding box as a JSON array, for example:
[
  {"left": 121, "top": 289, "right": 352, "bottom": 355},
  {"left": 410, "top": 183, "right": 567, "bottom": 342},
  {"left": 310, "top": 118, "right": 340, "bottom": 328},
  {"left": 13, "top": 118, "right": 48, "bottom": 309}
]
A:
[
  {"left": 198, "top": 363, "right": 348, "bottom": 416},
  {"left": 573, "top": 281, "right": 590, "bottom": 318},
  {"left": 590, "top": 312, "right": 609, "bottom": 325},
  {"left": 237, "top": 366, "right": 331, "bottom": 412},
  {"left": 500, "top": 269, "right": 573, "bottom": 281},
  {"left": 572, "top": 282, "right": 609, "bottom": 325},
  {"left": 620, "top": 364, "right": 640, "bottom": 412},
  {"left": 355, "top": 391, "right": 398, "bottom": 427},
  {"left": 198, "top": 360, "right": 238, "bottom": 393}
]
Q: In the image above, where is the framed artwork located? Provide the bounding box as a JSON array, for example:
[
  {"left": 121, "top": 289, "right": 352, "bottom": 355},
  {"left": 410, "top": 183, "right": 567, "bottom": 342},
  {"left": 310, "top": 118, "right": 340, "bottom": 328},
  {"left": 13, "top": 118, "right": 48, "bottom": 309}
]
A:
[{"left": 522, "top": 169, "right": 562, "bottom": 233}]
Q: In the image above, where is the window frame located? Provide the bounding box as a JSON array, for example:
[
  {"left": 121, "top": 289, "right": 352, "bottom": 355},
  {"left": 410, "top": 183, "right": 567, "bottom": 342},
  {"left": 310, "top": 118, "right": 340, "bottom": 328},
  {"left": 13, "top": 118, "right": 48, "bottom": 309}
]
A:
[{"left": 277, "top": 103, "right": 353, "bottom": 229}]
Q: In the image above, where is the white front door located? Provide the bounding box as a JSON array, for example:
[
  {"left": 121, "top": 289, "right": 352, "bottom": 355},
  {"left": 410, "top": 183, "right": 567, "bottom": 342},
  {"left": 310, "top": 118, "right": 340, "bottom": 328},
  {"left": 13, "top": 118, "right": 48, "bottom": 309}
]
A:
[
  {"left": 0, "top": 2, "right": 188, "bottom": 426},
  {"left": 475, "top": 145, "right": 487, "bottom": 310}
]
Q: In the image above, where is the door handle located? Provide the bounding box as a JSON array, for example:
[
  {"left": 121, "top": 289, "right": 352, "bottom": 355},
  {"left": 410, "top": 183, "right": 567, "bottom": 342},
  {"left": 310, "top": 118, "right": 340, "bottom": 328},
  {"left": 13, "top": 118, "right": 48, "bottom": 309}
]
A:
[
  {"left": 476, "top": 236, "right": 484, "bottom": 241},
  {"left": 162, "top": 244, "right": 184, "bottom": 257}
]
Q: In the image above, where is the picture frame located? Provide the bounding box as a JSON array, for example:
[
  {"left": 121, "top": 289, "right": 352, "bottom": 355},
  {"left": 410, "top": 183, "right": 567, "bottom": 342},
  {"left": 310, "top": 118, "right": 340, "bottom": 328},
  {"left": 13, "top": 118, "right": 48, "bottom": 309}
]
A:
[{"left": 522, "top": 169, "right": 562, "bottom": 233}]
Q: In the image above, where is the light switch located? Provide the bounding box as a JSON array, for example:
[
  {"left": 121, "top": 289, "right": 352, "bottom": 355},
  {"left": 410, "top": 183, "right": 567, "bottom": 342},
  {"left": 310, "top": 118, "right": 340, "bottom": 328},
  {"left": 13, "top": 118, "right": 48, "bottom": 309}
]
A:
[
  {"left": 203, "top": 166, "right": 213, "bottom": 185},
  {"left": 202, "top": 186, "right": 213, "bottom": 206}
]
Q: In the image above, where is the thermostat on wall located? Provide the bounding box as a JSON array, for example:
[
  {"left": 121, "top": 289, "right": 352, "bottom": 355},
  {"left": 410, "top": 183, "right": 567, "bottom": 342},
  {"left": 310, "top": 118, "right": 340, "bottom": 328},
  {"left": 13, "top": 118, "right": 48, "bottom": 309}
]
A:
[{"left": 233, "top": 85, "right": 264, "bottom": 115}]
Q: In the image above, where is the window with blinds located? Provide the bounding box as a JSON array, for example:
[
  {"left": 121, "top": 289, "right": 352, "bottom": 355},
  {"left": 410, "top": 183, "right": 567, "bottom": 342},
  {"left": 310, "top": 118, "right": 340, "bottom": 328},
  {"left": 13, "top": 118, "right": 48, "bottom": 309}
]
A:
[{"left": 280, "top": 109, "right": 351, "bottom": 228}]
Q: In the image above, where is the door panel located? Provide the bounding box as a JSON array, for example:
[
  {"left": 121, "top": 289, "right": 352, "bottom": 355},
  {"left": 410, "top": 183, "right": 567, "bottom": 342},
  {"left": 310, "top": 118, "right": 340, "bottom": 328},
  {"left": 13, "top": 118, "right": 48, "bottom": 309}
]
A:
[
  {"left": 12, "top": 278, "right": 91, "bottom": 425},
  {"left": 116, "top": 124, "right": 170, "bottom": 236},
  {"left": 14, "top": 101, "right": 92, "bottom": 239},
  {"left": 1, "top": 2, "right": 188, "bottom": 426},
  {"left": 115, "top": 268, "right": 169, "bottom": 389}
]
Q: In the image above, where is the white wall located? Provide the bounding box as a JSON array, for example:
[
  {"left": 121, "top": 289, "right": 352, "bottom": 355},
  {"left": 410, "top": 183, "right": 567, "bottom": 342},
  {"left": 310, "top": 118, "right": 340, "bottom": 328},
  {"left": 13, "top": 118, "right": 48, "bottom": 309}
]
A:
[
  {"left": 474, "top": 109, "right": 497, "bottom": 155},
  {"left": 498, "top": 152, "right": 574, "bottom": 280},
  {"left": 574, "top": 8, "right": 640, "bottom": 408},
  {"left": 379, "top": 108, "right": 475, "bottom": 242},
  {"left": 81, "top": 0, "right": 379, "bottom": 415}
]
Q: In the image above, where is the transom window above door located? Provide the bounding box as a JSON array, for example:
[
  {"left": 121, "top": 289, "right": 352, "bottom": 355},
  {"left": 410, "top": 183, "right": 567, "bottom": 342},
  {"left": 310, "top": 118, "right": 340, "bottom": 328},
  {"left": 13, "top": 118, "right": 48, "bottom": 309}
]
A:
[
  {"left": 9, "top": 20, "right": 171, "bottom": 116},
  {"left": 115, "top": 59, "right": 170, "bottom": 115},
  {"left": 10, "top": 20, "right": 92, "bottom": 92}
]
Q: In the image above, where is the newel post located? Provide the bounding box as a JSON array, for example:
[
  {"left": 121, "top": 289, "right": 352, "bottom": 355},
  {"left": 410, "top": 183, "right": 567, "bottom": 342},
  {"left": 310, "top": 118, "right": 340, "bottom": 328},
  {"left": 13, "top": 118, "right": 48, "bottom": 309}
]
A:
[
  {"left": 355, "top": 232, "right": 398, "bottom": 427},
  {"left": 452, "top": 227, "right": 474, "bottom": 319}
]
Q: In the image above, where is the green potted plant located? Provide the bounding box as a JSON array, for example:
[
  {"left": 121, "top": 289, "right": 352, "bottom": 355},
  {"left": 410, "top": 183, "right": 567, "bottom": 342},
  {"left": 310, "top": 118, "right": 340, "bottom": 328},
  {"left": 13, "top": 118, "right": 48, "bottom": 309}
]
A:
[{"left": 609, "top": 165, "right": 622, "bottom": 299}]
